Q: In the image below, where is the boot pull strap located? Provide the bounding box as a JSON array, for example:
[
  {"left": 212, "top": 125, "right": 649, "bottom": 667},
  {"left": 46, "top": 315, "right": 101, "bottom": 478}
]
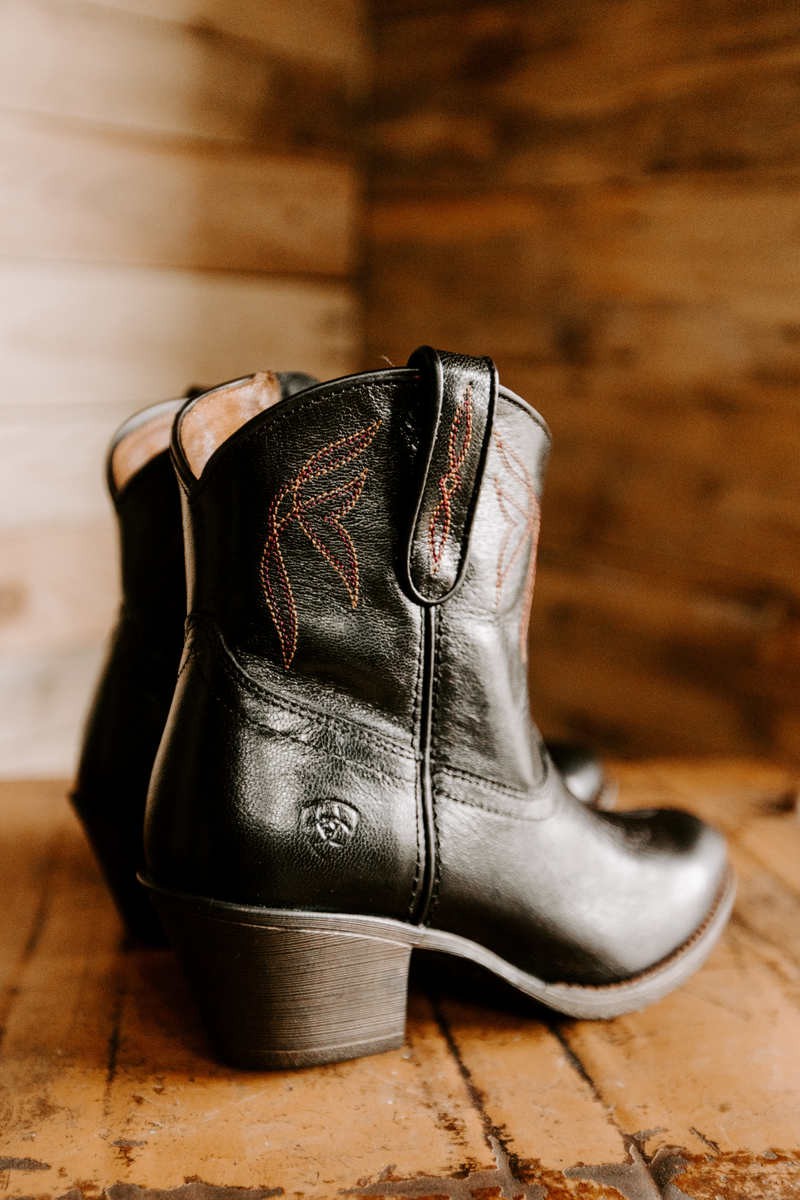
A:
[{"left": 404, "top": 346, "right": 497, "bottom": 604}]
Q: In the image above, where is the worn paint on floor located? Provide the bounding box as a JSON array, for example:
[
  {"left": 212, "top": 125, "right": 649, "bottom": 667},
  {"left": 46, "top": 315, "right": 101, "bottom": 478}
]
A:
[{"left": 1, "top": 762, "right": 800, "bottom": 1198}]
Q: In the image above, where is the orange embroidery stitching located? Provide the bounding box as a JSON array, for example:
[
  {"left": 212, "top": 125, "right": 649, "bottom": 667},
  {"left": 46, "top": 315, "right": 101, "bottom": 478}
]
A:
[
  {"left": 260, "top": 421, "right": 381, "bottom": 669},
  {"left": 428, "top": 385, "right": 473, "bottom": 574},
  {"left": 494, "top": 431, "right": 541, "bottom": 664}
]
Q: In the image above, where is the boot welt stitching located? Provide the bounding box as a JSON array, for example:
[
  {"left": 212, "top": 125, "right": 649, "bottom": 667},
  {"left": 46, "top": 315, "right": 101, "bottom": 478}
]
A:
[
  {"left": 437, "top": 788, "right": 558, "bottom": 820},
  {"left": 189, "top": 616, "right": 416, "bottom": 758},
  {"left": 147, "top": 867, "right": 733, "bottom": 1007},
  {"left": 195, "top": 672, "right": 415, "bottom": 787},
  {"left": 434, "top": 764, "right": 542, "bottom": 801}
]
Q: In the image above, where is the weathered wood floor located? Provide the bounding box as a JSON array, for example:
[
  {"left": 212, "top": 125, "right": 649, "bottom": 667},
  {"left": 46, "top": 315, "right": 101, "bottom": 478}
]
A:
[{"left": 2, "top": 761, "right": 800, "bottom": 1199}]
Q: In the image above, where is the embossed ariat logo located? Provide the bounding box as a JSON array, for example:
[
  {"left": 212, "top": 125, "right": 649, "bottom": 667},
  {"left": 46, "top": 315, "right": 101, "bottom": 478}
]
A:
[
  {"left": 494, "top": 431, "right": 541, "bottom": 664},
  {"left": 301, "top": 800, "right": 360, "bottom": 848},
  {"left": 429, "top": 385, "right": 473, "bottom": 574},
  {"left": 260, "top": 421, "right": 381, "bottom": 669}
]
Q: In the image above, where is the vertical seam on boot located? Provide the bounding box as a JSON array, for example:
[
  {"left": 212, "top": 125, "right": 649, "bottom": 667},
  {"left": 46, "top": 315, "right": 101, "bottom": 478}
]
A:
[
  {"left": 406, "top": 619, "right": 425, "bottom": 919},
  {"left": 413, "top": 605, "right": 439, "bottom": 926},
  {"left": 427, "top": 615, "right": 443, "bottom": 924}
]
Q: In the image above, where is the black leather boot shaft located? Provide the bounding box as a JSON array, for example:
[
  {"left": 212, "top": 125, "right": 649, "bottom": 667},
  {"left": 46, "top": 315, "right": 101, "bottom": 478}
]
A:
[
  {"left": 72, "top": 374, "right": 317, "bottom": 939},
  {"left": 146, "top": 351, "right": 728, "bottom": 989},
  {"left": 74, "top": 399, "right": 187, "bottom": 828},
  {"left": 150, "top": 367, "right": 430, "bottom": 916}
]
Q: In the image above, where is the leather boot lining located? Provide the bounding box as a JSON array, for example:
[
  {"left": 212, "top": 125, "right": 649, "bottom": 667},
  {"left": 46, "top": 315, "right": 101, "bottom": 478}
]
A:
[
  {"left": 181, "top": 372, "right": 283, "bottom": 479},
  {"left": 112, "top": 410, "right": 176, "bottom": 492}
]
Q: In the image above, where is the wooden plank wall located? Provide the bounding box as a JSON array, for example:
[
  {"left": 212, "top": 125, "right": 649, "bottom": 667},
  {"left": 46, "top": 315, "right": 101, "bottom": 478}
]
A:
[
  {"left": 364, "top": 0, "right": 800, "bottom": 758},
  {"left": 0, "top": 0, "right": 365, "bottom": 774}
]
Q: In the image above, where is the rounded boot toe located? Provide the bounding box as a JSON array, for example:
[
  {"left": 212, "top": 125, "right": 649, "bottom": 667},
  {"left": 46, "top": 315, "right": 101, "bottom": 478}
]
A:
[{"left": 599, "top": 806, "right": 730, "bottom": 981}]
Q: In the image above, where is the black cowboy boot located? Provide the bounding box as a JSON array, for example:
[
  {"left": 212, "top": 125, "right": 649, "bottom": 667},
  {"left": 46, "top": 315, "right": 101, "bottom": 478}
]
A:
[
  {"left": 141, "top": 350, "right": 732, "bottom": 1069},
  {"left": 71, "top": 374, "right": 609, "bottom": 944},
  {"left": 71, "top": 373, "right": 317, "bottom": 942}
]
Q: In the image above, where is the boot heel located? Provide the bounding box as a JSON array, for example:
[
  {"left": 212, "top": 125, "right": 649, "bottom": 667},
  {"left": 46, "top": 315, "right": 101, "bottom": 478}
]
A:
[{"left": 141, "top": 878, "right": 412, "bottom": 1069}]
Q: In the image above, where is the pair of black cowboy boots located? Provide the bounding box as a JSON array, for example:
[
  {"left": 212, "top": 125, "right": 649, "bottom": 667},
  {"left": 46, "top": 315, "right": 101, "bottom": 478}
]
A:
[{"left": 72, "top": 350, "right": 733, "bottom": 1070}]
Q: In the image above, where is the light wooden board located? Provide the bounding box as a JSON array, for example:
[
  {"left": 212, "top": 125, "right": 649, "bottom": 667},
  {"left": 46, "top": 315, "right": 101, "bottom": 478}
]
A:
[
  {"left": 0, "top": 260, "right": 358, "bottom": 410},
  {"left": 0, "top": 522, "right": 118, "bottom": 656},
  {"left": 0, "top": 414, "right": 125, "bottom": 532},
  {"left": 0, "top": 110, "right": 355, "bottom": 274},
  {"left": 525, "top": 558, "right": 800, "bottom": 758},
  {"left": 1, "top": 761, "right": 800, "bottom": 1197},
  {"left": 0, "top": 0, "right": 357, "bottom": 148},
  {"left": 0, "top": 642, "right": 104, "bottom": 776},
  {"left": 80, "top": 0, "right": 367, "bottom": 70}
]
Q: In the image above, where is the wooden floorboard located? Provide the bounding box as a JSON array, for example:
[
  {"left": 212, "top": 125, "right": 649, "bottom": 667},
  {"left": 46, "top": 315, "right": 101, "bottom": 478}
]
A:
[{"left": 1, "top": 763, "right": 799, "bottom": 1198}]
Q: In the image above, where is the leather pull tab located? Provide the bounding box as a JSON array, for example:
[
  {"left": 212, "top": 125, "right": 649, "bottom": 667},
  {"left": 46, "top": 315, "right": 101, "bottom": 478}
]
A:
[{"left": 405, "top": 346, "right": 497, "bottom": 604}]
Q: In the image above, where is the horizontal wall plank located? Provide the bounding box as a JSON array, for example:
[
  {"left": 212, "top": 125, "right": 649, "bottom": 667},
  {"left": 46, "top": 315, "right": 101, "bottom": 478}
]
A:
[
  {"left": 370, "top": 0, "right": 800, "bottom": 190},
  {"left": 528, "top": 630, "right": 759, "bottom": 757},
  {"left": 0, "top": 523, "right": 118, "bottom": 654},
  {"left": 372, "top": 69, "right": 800, "bottom": 194},
  {"left": 527, "top": 560, "right": 800, "bottom": 757},
  {"left": 77, "top": 0, "right": 367, "bottom": 71},
  {"left": 0, "top": 412, "right": 120, "bottom": 530},
  {"left": 0, "top": 0, "right": 356, "bottom": 150},
  {"left": 0, "top": 260, "right": 358, "bottom": 529},
  {"left": 566, "top": 178, "right": 800, "bottom": 315},
  {"left": 368, "top": 182, "right": 800, "bottom": 339},
  {"left": 0, "top": 641, "right": 105, "bottom": 777},
  {"left": 373, "top": 0, "right": 800, "bottom": 92},
  {"left": 0, "top": 259, "right": 357, "bottom": 408},
  {"left": 0, "top": 109, "right": 355, "bottom": 273}
]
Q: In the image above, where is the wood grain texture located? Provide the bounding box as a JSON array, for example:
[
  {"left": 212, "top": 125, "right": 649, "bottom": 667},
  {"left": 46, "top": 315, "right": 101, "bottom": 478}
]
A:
[
  {"left": 0, "top": 521, "right": 115, "bottom": 775},
  {"left": 0, "top": 643, "right": 105, "bottom": 776},
  {"left": 0, "top": 522, "right": 117, "bottom": 654},
  {"left": 365, "top": 0, "right": 800, "bottom": 757},
  {"left": 0, "top": 261, "right": 357, "bottom": 409},
  {"left": 1, "top": 763, "right": 800, "bottom": 1195},
  {"left": 83, "top": 0, "right": 367, "bottom": 70},
  {"left": 0, "top": 0, "right": 359, "bottom": 149},
  {"left": 368, "top": 0, "right": 800, "bottom": 191},
  {"left": 0, "top": 0, "right": 365, "bottom": 775},
  {"left": 0, "top": 110, "right": 355, "bottom": 273}
]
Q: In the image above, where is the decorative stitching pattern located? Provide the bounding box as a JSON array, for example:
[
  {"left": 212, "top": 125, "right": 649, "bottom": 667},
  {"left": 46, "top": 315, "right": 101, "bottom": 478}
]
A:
[
  {"left": 260, "top": 421, "right": 381, "bottom": 669},
  {"left": 428, "top": 385, "right": 473, "bottom": 574},
  {"left": 493, "top": 430, "right": 541, "bottom": 664}
]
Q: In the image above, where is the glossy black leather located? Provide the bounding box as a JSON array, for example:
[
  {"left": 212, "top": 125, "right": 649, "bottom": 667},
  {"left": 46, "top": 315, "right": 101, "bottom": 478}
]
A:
[
  {"left": 72, "top": 374, "right": 317, "bottom": 936},
  {"left": 145, "top": 351, "right": 728, "bottom": 986},
  {"left": 72, "top": 412, "right": 186, "bottom": 828},
  {"left": 547, "top": 741, "right": 607, "bottom": 805},
  {"left": 405, "top": 346, "right": 496, "bottom": 603}
]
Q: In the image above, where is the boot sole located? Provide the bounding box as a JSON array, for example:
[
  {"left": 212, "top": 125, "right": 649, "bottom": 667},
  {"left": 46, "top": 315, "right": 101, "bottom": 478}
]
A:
[{"left": 140, "top": 868, "right": 735, "bottom": 1070}]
